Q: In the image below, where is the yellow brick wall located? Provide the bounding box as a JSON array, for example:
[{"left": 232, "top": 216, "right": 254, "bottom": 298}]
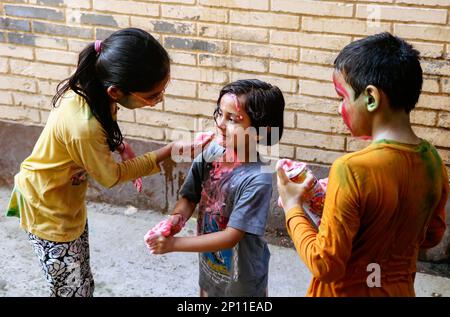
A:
[{"left": 0, "top": 0, "right": 449, "bottom": 173}]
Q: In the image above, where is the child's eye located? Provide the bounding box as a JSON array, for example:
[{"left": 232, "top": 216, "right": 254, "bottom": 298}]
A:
[{"left": 228, "top": 115, "right": 238, "bottom": 123}]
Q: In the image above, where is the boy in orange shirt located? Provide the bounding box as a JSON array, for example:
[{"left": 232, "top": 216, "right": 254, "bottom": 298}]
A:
[{"left": 277, "top": 32, "right": 448, "bottom": 297}]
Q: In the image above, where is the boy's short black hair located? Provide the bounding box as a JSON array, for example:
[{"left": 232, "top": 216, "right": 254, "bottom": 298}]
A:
[
  {"left": 216, "top": 79, "right": 285, "bottom": 146},
  {"left": 334, "top": 32, "right": 422, "bottom": 113}
]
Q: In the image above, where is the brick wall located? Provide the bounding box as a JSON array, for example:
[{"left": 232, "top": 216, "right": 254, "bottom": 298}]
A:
[{"left": 0, "top": 0, "right": 449, "bottom": 173}]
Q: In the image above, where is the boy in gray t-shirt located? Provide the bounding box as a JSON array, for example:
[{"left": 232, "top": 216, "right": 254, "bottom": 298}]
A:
[
  {"left": 182, "top": 141, "right": 272, "bottom": 296},
  {"left": 145, "top": 79, "right": 285, "bottom": 297}
]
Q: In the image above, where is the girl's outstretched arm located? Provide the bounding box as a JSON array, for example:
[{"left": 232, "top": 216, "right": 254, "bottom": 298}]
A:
[
  {"left": 153, "top": 135, "right": 214, "bottom": 164},
  {"left": 149, "top": 227, "right": 245, "bottom": 254}
]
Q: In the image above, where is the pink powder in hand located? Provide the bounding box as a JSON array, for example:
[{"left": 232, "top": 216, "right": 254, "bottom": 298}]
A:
[
  {"left": 169, "top": 214, "right": 187, "bottom": 235},
  {"left": 144, "top": 220, "right": 172, "bottom": 241},
  {"left": 144, "top": 214, "right": 187, "bottom": 242}
]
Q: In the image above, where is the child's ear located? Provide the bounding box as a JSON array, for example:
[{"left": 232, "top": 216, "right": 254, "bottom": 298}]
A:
[
  {"left": 364, "top": 85, "right": 380, "bottom": 113},
  {"left": 107, "top": 86, "right": 125, "bottom": 102}
]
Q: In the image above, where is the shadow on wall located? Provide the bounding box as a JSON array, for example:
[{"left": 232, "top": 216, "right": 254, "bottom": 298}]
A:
[{"left": 0, "top": 120, "right": 448, "bottom": 267}]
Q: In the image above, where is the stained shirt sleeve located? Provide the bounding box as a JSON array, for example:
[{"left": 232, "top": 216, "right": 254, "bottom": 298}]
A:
[
  {"left": 285, "top": 158, "right": 361, "bottom": 282},
  {"left": 66, "top": 132, "right": 160, "bottom": 188},
  {"left": 179, "top": 158, "right": 203, "bottom": 204},
  {"left": 420, "top": 165, "right": 449, "bottom": 249}
]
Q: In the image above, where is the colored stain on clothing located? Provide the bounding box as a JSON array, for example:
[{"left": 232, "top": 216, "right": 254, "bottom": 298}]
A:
[
  {"left": 180, "top": 142, "right": 272, "bottom": 296},
  {"left": 285, "top": 139, "right": 448, "bottom": 296}
]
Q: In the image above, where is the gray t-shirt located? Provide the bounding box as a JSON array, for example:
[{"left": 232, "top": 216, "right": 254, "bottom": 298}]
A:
[{"left": 180, "top": 142, "right": 272, "bottom": 297}]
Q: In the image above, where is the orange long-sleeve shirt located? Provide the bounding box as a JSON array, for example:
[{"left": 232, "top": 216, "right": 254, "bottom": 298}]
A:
[{"left": 286, "top": 139, "right": 448, "bottom": 297}]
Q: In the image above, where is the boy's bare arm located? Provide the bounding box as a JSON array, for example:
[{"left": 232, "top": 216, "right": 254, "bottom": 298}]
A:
[
  {"left": 151, "top": 227, "right": 245, "bottom": 254},
  {"left": 171, "top": 197, "right": 197, "bottom": 220}
]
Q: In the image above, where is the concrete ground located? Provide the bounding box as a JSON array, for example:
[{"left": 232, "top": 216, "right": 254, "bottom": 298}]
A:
[{"left": 0, "top": 187, "right": 449, "bottom": 297}]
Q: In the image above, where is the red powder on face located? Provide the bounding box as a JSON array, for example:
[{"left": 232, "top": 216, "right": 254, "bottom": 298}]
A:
[
  {"left": 333, "top": 75, "right": 349, "bottom": 100},
  {"left": 333, "top": 75, "right": 352, "bottom": 132},
  {"left": 231, "top": 94, "right": 240, "bottom": 113},
  {"left": 224, "top": 93, "right": 243, "bottom": 121},
  {"left": 341, "top": 103, "right": 352, "bottom": 131}
]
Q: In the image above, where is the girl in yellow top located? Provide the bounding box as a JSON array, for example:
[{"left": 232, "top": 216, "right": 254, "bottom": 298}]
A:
[
  {"left": 6, "top": 28, "right": 211, "bottom": 297},
  {"left": 277, "top": 32, "right": 448, "bottom": 297}
]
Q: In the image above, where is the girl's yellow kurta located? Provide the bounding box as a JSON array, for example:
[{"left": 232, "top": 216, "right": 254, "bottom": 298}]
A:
[
  {"left": 286, "top": 140, "right": 448, "bottom": 296},
  {"left": 12, "top": 91, "right": 160, "bottom": 242}
]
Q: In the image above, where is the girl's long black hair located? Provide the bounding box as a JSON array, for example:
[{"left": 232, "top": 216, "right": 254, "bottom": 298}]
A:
[{"left": 52, "top": 28, "right": 170, "bottom": 151}]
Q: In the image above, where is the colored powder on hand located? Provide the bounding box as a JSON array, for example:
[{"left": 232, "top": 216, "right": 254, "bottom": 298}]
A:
[
  {"left": 277, "top": 158, "right": 307, "bottom": 175},
  {"left": 144, "top": 214, "right": 187, "bottom": 242},
  {"left": 318, "top": 178, "right": 328, "bottom": 192},
  {"left": 144, "top": 220, "right": 172, "bottom": 240},
  {"left": 170, "top": 214, "right": 187, "bottom": 235}
]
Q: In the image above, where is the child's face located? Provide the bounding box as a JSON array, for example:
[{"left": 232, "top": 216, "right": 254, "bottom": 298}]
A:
[
  {"left": 333, "top": 71, "right": 372, "bottom": 139},
  {"left": 214, "top": 93, "right": 254, "bottom": 153},
  {"left": 116, "top": 75, "right": 170, "bottom": 109}
]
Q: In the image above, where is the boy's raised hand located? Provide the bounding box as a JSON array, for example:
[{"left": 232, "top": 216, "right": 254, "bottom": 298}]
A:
[
  {"left": 118, "top": 141, "right": 143, "bottom": 192},
  {"left": 277, "top": 164, "right": 315, "bottom": 214}
]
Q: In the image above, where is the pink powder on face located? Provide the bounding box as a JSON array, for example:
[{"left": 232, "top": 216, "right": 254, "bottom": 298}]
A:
[
  {"left": 223, "top": 93, "right": 243, "bottom": 121},
  {"left": 341, "top": 103, "right": 352, "bottom": 132},
  {"left": 333, "top": 74, "right": 353, "bottom": 132}
]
